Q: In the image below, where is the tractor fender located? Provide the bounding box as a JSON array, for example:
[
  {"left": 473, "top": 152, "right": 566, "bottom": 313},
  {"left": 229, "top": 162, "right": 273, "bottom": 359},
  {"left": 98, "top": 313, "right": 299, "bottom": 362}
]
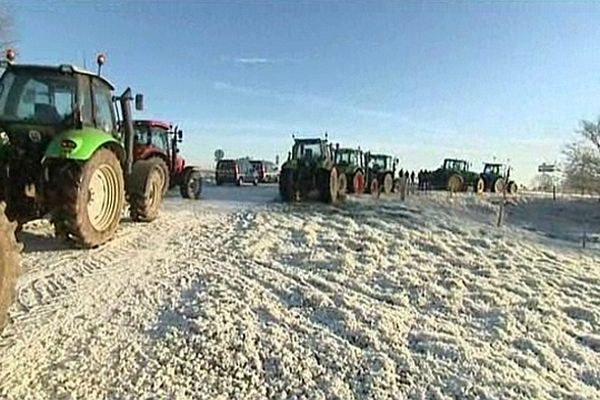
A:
[{"left": 43, "top": 128, "right": 125, "bottom": 162}]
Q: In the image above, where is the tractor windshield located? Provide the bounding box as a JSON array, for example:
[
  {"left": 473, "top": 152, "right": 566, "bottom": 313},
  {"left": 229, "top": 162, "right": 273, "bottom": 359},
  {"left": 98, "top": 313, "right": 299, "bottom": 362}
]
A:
[
  {"left": 369, "top": 155, "right": 389, "bottom": 170},
  {"left": 335, "top": 150, "right": 358, "bottom": 165},
  {"left": 483, "top": 164, "right": 502, "bottom": 175},
  {"left": 293, "top": 141, "right": 323, "bottom": 160},
  {"left": 0, "top": 69, "right": 77, "bottom": 125},
  {"left": 444, "top": 159, "right": 467, "bottom": 171},
  {"left": 134, "top": 124, "right": 169, "bottom": 151}
]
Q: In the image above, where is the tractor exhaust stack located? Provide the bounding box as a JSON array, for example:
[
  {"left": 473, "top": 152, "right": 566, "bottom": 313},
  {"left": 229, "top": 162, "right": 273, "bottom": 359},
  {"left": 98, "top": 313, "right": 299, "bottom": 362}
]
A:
[{"left": 119, "top": 88, "right": 135, "bottom": 175}]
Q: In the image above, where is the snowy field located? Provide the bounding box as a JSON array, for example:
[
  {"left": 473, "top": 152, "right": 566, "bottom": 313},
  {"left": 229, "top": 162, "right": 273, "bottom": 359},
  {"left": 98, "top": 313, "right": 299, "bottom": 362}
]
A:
[{"left": 1, "top": 184, "right": 599, "bottom": 399}]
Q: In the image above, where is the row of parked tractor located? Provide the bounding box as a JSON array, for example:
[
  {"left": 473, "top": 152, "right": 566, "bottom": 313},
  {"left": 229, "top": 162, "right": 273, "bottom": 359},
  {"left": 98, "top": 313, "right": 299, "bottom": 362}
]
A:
[
  {"left": 277, "top": 136, "right": 518, "bottom": 204},
  {"left": 278, "top": 136, "right": 399, "bottom": 203}
]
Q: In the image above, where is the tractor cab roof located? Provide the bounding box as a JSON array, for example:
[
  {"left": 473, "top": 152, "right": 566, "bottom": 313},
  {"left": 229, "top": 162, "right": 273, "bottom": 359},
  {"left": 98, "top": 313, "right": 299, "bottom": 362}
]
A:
[
  {"left": 369, "top": 153, "right": 391, "bottom": 159},
  {"left": 338, "top": 147, "right": 360, "bottom": 153},
  {"left": 444, "top": 158, "right": 467, "bottom": 163},
  {"left": 294, "top": 138, "right": 327, "bottom": 144},
  {"left": 484, "top": 162, "right": 504, "bottom": 167},
  {"left": 134, "top": 120, "right": 171, "bottom": 130},
  {"left": 3, "top": 63, "right": 115, "bottom": 89}
]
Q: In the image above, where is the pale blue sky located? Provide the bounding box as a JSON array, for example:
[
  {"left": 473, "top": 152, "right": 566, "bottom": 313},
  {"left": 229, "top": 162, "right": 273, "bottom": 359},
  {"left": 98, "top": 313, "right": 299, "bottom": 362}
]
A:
[{"left": 6, "top": 0, "right": 600, "bottom": 182}]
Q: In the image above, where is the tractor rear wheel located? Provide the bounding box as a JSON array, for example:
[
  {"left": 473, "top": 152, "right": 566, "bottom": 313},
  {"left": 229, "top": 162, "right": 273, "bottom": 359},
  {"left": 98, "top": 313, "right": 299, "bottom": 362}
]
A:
[
  {"left": 0, "top": 203, "right": 20, "bottom": 331},
  {"left": 181, "top": 169, "right": 203, "bottom": 199},
  {"left": 148, "top": 157, "right": 170, "bottom": 195},
  {"left": 447, "top": 174, "right": 463, "bottom": 193},
  {"left": 493, "top": 178, "right": 505, "bottom": 193},
  {"left": 369, "top": 177, "right": 379, "bottom": 197},
  {"left": 318, "top": 168, "right": 339, "bottom": 203},
  {"left": 476, "top": 178, "right": 485, "bottom": 194},
  {"left": 508, "top": 181, "right": 518, "bottom": 194},
  {"left": 352, "top": 170, "right": 365, "bottom": 194},
  {"left": 129, "top": 159, "right": 165, "bottom": 222},
  {"left": 279, "top": 169, "right": 295, "bottom": 202},
  {"left": 58, "top": 149, "right": 125, "bottom": 248},
  {"left": 382, "top": 172, "right": 394, "bottom": 194}
]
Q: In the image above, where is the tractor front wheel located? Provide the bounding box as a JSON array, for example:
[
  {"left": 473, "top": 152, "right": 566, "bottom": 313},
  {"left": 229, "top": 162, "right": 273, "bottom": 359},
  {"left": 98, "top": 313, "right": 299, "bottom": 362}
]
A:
[
  {"left": 338, "top": 173, "right": 348, "bottom": 199},
  {"left": 0, "top": 203, "right": 20, "bottom": 331},
  {"left": 129, "top": 159, "right": 165, "bottom": 222},
  {"left": 508, "top": 181, "right": 518, "bottom": 194},
  {"left": 447, "top": 174, "right": 463, "bottom": 193},
  {"left": 369, "top": 177, "right": 379, "bottom": 197},
  {"left": 493, "top": 178, "right": 505, "bottom": 193},
  {"left": 382, "top": 172, "right": 394, "bottom": 194},
  {"left": 279, "top": 169, "right": 295, "bottom": 202},
  {"left": 58, "top": 149, "right": 125, "bottom": 248},
  {"left": 352, "top": 170, "right": 365, "bottom": 194},
  {"left": 181, "top": 169, "right": 203, "bottom": 199},
  {"left": 476, "top": 178, "right": 485, "bottom": 194}
]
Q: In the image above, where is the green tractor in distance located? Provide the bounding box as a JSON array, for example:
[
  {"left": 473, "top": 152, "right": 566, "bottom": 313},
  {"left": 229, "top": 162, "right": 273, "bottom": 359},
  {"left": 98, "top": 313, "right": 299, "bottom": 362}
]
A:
[
  {"left": 363, "top": 152, "right": 398, "bottom": 195},
  {"left": 334, "top": 145, "right": 365, "bottom": 195},
  {"left": 0, "top": 203, "right": 20, "bottom": 332},
  {"left": 428, "top": 158, "right": 479, "bottom": 192},
  {"left": 476, "top": 162, "right": 517, "bottom": 194},
  {"left": 279, "top": 137, "right": 340, "bottom": 203},
  {"left": 0, "top": 52, "right": 165, "bottom": 248}
]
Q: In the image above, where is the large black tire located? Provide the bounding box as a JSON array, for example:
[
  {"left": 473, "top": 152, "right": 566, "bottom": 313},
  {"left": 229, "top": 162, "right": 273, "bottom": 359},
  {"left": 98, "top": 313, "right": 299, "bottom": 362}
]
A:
[
  {"left": 0, "top": 203, "right": 20, "bottom": 331},
  {"left": 279, "top": 169, "right": 295, "bottom": 202},
  {"left": 382, "top": 172, "right": 394, "bottom": 194},
  {"left": 180, "top": 169, "right": 203, "bottom": 199},
  {"left": 447, "top": 174, "right": 463, "bottom": 193},
  {"left": 351, "top": 170, "right": 365, "bottom": 194},
  {"left": 148, "top": 157, "right": 170, "bottom": 195},
  {"left": 318, "top": 168, "right": 339, "bottom": 203},
  {"left": 508, "top": 181, "right": 518, "bottom": 194},
  {"left": 57, "top": 149, "right": 125, "bottom": 248},
  {"left": 129, "top": 159, "right": 164, "bottom": 222}
]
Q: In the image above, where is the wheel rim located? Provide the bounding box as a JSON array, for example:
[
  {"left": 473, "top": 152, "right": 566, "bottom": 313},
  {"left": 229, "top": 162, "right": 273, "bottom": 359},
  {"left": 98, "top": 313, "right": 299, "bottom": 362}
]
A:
[
  {"left": 329, "top": 169, "right": 338, "bottom": 200},
  {"left": 495, "top": 178, "right": 505, "bottom": 193},
  {"left": 87, "top": 164, "right": 121, "bottom": 232},
  {"left": 383, "top": 174, "right": 393, "bottom": 193},
  {"left": 354, "top": 173, "right": 365, "bottom": 193},
  {"left": 370, "top": 179, "right": 378, "bottom": 195},
  {"left": 477, "top": 179, "right": 484, "bottom": 193},
  {"left": 448, "top": 176, "right": 460, "bottom": 192},
  {"left": 148, "top": 171, "right": 162, "bottom": 210}
]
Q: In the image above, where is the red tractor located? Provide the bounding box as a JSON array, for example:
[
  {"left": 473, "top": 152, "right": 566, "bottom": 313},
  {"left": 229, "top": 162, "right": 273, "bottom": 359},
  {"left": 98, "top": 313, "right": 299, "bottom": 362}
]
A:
[{"left": 133, "top": 120, "right": 202, "bottom": 199}]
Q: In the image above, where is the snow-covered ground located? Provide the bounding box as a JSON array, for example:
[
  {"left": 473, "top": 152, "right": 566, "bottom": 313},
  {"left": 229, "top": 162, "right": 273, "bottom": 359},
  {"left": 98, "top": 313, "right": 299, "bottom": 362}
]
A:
[{"left": 1, "top": 185, "right": 599, "bottom": 399}]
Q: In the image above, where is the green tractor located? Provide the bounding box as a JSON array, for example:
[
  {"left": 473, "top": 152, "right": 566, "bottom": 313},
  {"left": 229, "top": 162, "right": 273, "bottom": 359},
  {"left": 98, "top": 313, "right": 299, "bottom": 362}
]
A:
[
  {"left": 333, "top": 145, "right": 365, "bottom": 195},
  {"left": 0, "top": 203, "right": 19, "bottom": 331},
  {"left": 279, "top": 137, "right": 341, "bottom": 203},
  {"left": 363, "top": 152, "right": 398, "bottom": 195},
  {"left": 428, "top": 158, "right": 479, "bottom": 192},
  {"left": 476, "top": 162, "right": 517, "bottom": 194},
  {"left": 0, "top": 52, "right": 165, "bottom": 248}
]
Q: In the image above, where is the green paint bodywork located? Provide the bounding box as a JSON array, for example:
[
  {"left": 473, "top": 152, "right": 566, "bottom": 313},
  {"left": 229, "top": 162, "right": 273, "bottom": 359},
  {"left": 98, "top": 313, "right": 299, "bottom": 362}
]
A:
[{"left": 44, "top": 127, "right": 124, "bottom": 161}]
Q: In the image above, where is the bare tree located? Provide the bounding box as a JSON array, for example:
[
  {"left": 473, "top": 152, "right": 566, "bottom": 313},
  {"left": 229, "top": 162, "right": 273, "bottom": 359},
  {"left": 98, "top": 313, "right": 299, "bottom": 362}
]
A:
[
  {"left": 562, "top": 118, "right": 600, "bottom": 194},
  {"left": 531, "top": 173, "right": 554, "bottom": 192}
]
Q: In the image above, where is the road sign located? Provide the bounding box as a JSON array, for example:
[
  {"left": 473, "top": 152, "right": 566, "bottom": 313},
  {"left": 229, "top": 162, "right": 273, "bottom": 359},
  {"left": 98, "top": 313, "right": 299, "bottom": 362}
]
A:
[
  {"left": 538, "top": 163, "right": 556, "bottom": 173},
  {"left": 214, "top": 149, "right": 224, "bottom": 162}
]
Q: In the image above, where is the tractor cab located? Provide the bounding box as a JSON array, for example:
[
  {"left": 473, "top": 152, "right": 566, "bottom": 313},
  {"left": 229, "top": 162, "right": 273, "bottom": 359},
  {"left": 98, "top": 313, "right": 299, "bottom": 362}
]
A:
[
  {"left": 0, "top": 63, "right": 117, "bottom": 152},
  {"left": 442, "top": 158, "right": 469, "bottom": 172},
  {"left": 334, "top": 147, "right": 362, "bottom": 167},
  {"left": 482, "top": 162, "right": 504, "bottom": 176},
  {"left": 290, "top": 138, "right": 333, "bottom": 164},
  {"left": 367, "top": 154, "right": 393, "bottom": 172}
]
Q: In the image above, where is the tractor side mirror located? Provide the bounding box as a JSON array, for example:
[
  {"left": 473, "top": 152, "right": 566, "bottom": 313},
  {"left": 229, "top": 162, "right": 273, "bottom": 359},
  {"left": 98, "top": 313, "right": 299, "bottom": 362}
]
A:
[
  {"left": 135, "top": 94, "right": 144, "bottom": 111},
  {"left": 287, "top": 151, "right": 291, "bottom": 161},
  {"left": 178, "top": 130, "right": 183, "bottom": 140}
]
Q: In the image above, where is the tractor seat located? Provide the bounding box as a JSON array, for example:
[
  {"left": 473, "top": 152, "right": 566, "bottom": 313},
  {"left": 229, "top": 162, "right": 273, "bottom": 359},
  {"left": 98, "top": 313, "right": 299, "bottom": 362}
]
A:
[{"left": 34, "top": 103, "right": 61, "bottom": 124}]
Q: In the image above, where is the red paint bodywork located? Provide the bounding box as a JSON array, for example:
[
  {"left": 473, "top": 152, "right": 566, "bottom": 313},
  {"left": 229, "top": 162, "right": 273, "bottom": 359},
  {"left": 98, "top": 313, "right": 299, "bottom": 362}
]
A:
[{"left": 133, "top": 120, "right": 186, "bottom": 177}]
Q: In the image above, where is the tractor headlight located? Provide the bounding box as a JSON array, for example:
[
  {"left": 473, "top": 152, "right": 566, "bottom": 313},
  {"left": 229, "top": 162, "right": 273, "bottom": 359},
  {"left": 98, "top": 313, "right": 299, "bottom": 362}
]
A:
[{"left": 0, "top": 131, "right": 8, "bottom": 144}]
